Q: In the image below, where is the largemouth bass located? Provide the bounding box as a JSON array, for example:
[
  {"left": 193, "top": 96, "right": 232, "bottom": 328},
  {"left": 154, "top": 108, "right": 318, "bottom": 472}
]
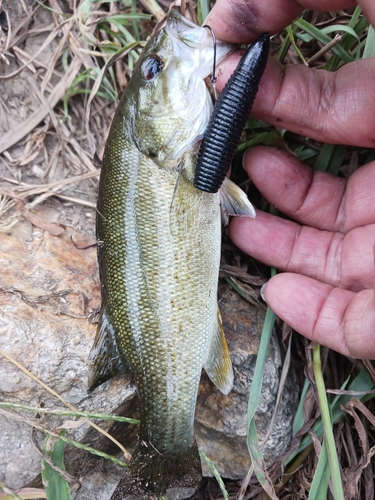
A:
[{"left": 89, "top": 9, "right": 255, "bottom": 496}]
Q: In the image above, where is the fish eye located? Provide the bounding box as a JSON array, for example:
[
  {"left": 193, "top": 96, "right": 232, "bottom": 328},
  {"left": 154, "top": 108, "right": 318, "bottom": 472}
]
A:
[{"left": 140, "top": 54, "right": 164, "bottom": 82}]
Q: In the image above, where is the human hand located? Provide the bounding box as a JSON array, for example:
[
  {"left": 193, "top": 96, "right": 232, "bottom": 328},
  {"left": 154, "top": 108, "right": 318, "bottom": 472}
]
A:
[
  {"left": 231, "top": 150, "right": 375, "bottom": 359},
  {"left": 207, "top": 1, "right": 375, "bottom": 358}
]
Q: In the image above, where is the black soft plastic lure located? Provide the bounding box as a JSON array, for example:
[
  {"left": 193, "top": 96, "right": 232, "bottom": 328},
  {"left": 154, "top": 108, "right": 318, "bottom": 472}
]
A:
[{"left": 194, "top": 33, "right": 270, "bottom": 193}]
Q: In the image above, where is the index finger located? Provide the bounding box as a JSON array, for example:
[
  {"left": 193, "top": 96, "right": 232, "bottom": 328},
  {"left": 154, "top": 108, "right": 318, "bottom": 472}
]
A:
[
  {"left": 216, "top": 56, "right": 375, "bottom": 148},
  {"left": 207, "top": 0, "right": 359, "bottom": 44},
  {"left": 243, "top": 147, "right": 375, "bottom": 233}
]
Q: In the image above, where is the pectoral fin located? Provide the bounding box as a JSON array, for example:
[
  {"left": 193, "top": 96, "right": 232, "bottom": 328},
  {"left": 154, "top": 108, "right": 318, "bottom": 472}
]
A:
[
  {"left": 220, "top": 177, "right": 256, "bottom": 223},
  {"left": 204, "top": 309, "right": 234, "bottom": 395},
  {"left": 169, "top": 171, "right": 203, "bottom": 236},
  {"left": 88, "top": 306, "right": 129, "bottom": 391}
]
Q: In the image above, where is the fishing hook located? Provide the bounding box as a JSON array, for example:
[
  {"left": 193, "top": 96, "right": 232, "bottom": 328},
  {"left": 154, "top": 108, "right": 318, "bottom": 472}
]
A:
[{"left": 202, "top": 24, "right": 217, "bottom": 85}]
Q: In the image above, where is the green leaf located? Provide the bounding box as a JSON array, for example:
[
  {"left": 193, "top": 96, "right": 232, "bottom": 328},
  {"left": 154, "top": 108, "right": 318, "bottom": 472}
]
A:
[
  {"left": 363, "top": 25, "right": 375, "bottom": 58},
  {"left": 285, "top": 368, "right": 374, "bottom": 466},
  {"left": 199, "top": 450, "right": 229, "bottom": 500},
  {"left": 246, "top": 307, "right": 278, "bottom": 500},
  {"left": 308, "top": 439, "right": 330, "bottom": 500},
  {"left": 277, "top": 34, "right": 292, "bottom": 63},
  {"left": 320, "top": 24, "right": 359, "bottom": 41},
  {"left": 312, "top": 345, "right": 344, "bottom": 500},
  {"left": 41, "top": 432, "right": 72, "bottom": 500},
  {"left": 286, "top": 24, "right": 306, "bottom": 63},
  {"left": 314, "top": 143, "right": 347, "bottom": 174},
  {"left": 294, "top": 18, "right": 354, "bottom": 63},
  {"left": 292, "top": 379, "right": 310, "bottom": 437},
  {"left": 197, "top": 0, "right": 210, "bottom": 25}
]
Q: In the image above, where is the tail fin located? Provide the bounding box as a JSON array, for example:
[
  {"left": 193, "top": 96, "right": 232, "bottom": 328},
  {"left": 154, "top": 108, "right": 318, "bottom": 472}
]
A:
[{"left": 110, "top": 440, "right": 202, "bottom": 498}]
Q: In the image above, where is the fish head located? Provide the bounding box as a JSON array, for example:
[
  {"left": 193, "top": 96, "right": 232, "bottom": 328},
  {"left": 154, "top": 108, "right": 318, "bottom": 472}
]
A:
[{"left": 124, "top": 10, "right": 234, "bottom": 166}]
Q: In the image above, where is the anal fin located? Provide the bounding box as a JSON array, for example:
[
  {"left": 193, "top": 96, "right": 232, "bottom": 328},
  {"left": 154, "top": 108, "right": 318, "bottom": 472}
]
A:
[
  {"left": 88, "top": 307, "right": 129, "bottom": 391},
  {"left": 204, "top": 309, "right": 234, "bottom": 395}
]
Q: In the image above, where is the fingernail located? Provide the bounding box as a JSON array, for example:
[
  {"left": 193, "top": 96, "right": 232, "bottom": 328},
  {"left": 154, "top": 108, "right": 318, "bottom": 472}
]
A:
[
  {"left": 242, "top": 149, "right": 251, "bottom": 175},
  {"left": 260, "top": 282, "right": 267, "bottom": 302}
]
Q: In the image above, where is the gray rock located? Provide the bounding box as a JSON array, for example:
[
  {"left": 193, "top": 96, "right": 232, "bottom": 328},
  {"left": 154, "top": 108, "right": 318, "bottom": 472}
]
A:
[
  {"left": 0, "top": 209, "right": 298, "bottom": 497},
  {"left": 195, "top": 285, "right": 299, "bottom": 479}
]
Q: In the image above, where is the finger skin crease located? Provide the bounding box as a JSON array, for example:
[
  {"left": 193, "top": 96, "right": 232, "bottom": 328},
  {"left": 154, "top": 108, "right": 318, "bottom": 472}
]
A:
[
  {"left": 312, "top": 286, "right": 349, "bottom": 356},
  {"left": 286, "top": 223, "right": 302, "bottom": 272},
  {"left": 268, "top": 64, "right": 287, "bottom": 124},
  {"left": 315, "top": 71, "right": 337, "bottom": 134},
  {"left": 343, "top": 292, "right": 374, "bottom": 357},
  {"left": 323, "top": 231, "right": 344, "bottom": 287},
  {"left": 334, "top": 180, "right": 347, "bottom": 232},
  {"left": 293, "top": 163, "right": 314, "bottom": 215}
]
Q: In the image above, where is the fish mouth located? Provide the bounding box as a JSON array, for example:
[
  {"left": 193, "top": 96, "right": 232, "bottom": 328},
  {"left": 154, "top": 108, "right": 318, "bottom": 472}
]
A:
[{"left": 165, "top": 9, "right": 235, "bottom": 79}]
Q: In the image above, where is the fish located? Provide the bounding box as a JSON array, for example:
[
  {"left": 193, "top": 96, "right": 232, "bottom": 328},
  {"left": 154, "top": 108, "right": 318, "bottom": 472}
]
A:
[{"left": 88, "top": 9, "right": 256, "bottom": 497}]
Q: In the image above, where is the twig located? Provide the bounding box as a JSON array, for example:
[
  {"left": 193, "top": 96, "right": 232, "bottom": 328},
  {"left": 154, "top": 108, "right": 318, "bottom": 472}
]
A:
[{"left": 305, "top": 34, "right": 343, "bottom": 65}]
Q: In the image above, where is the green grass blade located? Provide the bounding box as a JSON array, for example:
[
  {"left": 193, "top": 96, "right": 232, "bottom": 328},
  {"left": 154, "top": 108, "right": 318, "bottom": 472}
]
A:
[
  {"left": 277, "top": 34, "right": 292, "bottom": 63},
  {"left": 314, "top": 144, "right": 335, "bottom": 172},
  {"left": 320, "top": 25, "right": 359, "bottom": 40},
  {"left": 246, "top": 306, "right": 278, "bottom": 499},
  {"left": 41, "top": 431, "right": 72, "bottom": 500},
  {"left": 247, "top": 307, "right": 276, "bottom": 420},
  {"left": 327, "top": 145, "right": 347, "bottom": 175},
  {"left": 131, "top": 0, "right": 140, "bottom": 41},
  {"left": 236, "top": 131, "right": 285, "bottom": 153},
  {"left": 363, "top": 25, "right": 375, "bottom": 58},
  {"left": 294, "top": 18, "right": 354, "bottom": 63},
  {"left": 285, "top": 367, "right": 374, "bottom": 465},
  {"left": 0, "top": 402, "right": 140, "bottom": 424},
  {"left": 325, "top": 8, "right": 368, "bottom": 70},
  {"left": 314, "top": 143, "right": 346, "bottom": 173},
  {"left": 308, "top": 439, "right": 330, "bottom": 500},
  {"left": 292, "top": 378, "right": 310, "bottom": 436},
  {"left": 197, "top": 0, "right": 210, "bottom": 25},
  {"left": 104, "top": 13, "right": 151, "bottom": 24},
  {"left": 286, "top": 24, "right": 306, "bottom": 63},
  {"left": 312, "top": 345, "right": 344, "bottom": 500},
  {"left": 295, "top": 147, "right": 319, "bottom": 162},
  {"left": 199, "top": 450, "right": 229, "bottom": 500}
]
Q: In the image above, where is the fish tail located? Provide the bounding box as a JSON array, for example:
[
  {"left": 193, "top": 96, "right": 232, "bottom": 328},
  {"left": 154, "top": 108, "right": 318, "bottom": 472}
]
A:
[{"left": 110, "top": 440, "right": 202, "bottom": 498}]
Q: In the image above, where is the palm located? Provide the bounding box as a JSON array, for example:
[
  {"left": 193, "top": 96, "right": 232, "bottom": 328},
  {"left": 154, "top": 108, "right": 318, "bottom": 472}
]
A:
[{"left": 230, "top": 150, "right": 375, "bottom": 358}]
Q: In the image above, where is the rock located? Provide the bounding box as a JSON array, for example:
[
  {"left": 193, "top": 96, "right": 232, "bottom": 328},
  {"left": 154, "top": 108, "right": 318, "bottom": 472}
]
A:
[
  {"left": 195, "top": 285, "right": 299, "bottom": 479},
  {"left": 0, "top": 205, "right": 137, "bottom": 493},
  {"left": 0, "top": 206, "right": 298, "bottom": 496}
]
